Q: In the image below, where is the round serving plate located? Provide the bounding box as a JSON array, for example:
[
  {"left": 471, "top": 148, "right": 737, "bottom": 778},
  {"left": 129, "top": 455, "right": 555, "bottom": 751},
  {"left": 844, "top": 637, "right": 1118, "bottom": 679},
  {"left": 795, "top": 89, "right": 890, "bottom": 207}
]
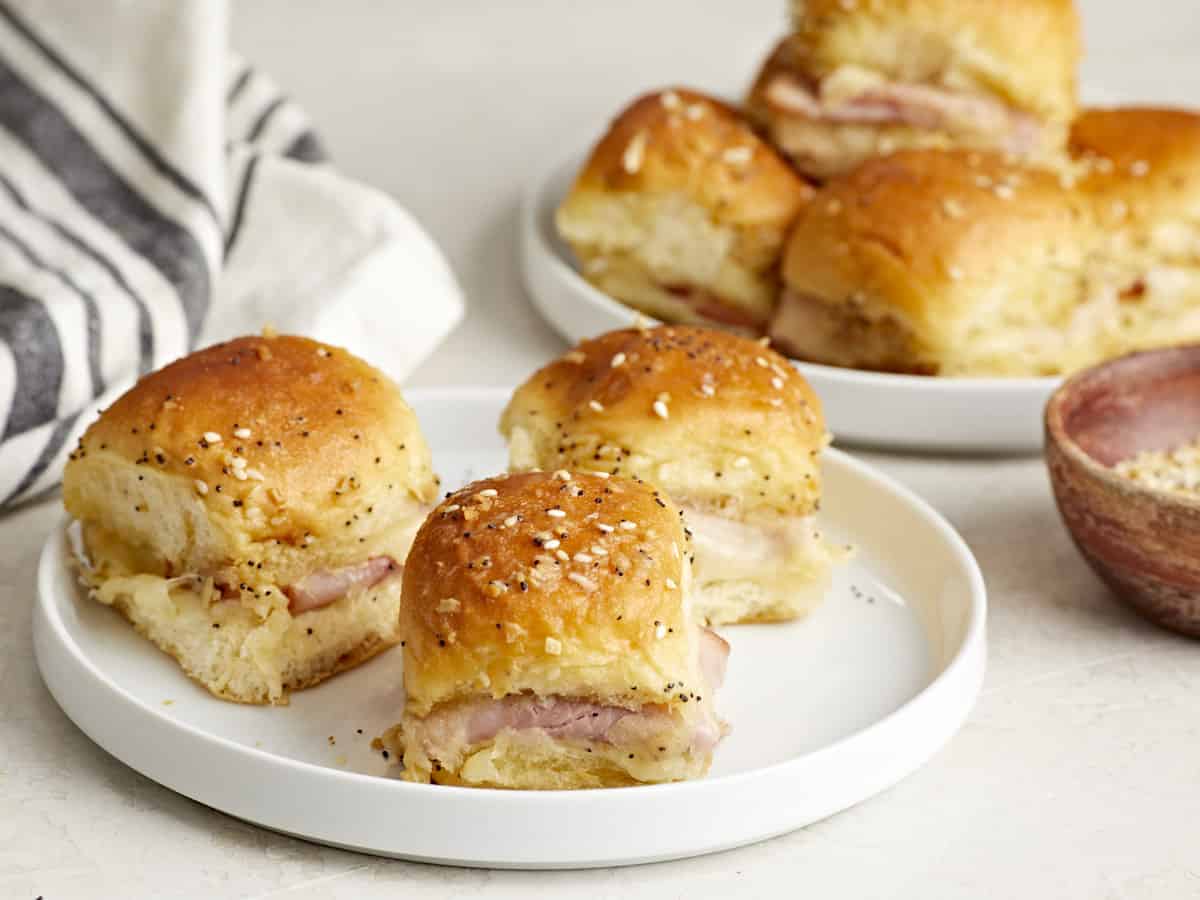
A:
[
  {"left": 34, "top": 387, "right": 986, "bottom": 869},
  {"left": 521, "top": 151, "right": 1061, "bottom": 454}
]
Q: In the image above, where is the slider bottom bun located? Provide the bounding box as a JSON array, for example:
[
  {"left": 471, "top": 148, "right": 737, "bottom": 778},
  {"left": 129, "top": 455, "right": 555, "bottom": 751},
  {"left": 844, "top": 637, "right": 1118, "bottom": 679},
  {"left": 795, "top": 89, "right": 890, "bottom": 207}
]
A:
[
  {"left": 82, "top": 539, "right": 404, "bottom": 705},
  {"left": 386, "top": 626, "right": 729, "bottom": 790},
  {"left": 773, "top": 272, "right": 1200, "bottom": 378},
  {"left": 683, "top": 505, "right": 842, "bottom": 625},
  {"left": 380, "top": 700, "right": 718, "bottom": 789},
  {"left": 693, "top": 577, "right": 830, "bottom": 626}
]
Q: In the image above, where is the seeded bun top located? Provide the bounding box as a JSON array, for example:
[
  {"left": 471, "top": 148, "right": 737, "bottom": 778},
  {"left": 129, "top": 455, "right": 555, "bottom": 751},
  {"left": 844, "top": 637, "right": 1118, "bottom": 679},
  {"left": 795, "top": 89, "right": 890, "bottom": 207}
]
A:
[
  {"left": 399, "top": 471, "right": 703, "bottom": 716},
  {"left": 501, "top": 326, "right": 826, "bottom": 520}
]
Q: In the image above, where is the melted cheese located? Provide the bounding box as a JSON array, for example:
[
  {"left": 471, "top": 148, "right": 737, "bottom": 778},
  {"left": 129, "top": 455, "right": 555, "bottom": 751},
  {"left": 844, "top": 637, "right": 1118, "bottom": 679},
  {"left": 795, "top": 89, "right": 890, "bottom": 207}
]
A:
[
  {"left": 819, "top": 65, "right": 887, "bottom": 106},
  {"left": 93, "top": 571, "right": 216, "bottom": 614},
  {"left": 683, "top": 507, "right": 829, "bottom": 584},
  {"left": 681, "top": 505, "right": 845, "bottom": 624}
]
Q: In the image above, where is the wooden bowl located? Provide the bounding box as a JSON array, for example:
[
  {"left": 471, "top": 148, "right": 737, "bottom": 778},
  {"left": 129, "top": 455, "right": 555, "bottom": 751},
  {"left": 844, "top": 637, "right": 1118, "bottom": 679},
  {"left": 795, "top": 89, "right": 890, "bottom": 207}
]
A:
[{"left": 1045, "top": 345, "right": 1200, "bottom": 637}]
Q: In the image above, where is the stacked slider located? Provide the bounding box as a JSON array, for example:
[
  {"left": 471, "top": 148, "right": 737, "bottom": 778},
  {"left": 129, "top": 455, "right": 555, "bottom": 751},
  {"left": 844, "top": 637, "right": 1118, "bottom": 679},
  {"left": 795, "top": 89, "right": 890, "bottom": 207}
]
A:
[{"left": 746, "top": 0, "right": 1081, "bottom": 178}]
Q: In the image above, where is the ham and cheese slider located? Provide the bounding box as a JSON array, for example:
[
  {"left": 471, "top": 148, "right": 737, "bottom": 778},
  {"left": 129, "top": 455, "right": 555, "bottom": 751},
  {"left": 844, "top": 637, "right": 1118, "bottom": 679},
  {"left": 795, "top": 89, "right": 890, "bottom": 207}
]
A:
[
  {"left": 769, "top": 149, "right": 1097, "bottom": 376},
  {"left": 63, "top": 334, "right": 438, "bottom": 704},
  {"left": 746, "top": 0, "right": 1081, "bottom": 178},
  {"left": 383, "top": 471, "right": 729, "bottom": 788},
  {"left": 556, "top": 88, "right": 812, "bottom": 335},
  {"left": 500, "top": 325, "right": 841, "bottom": 626}
]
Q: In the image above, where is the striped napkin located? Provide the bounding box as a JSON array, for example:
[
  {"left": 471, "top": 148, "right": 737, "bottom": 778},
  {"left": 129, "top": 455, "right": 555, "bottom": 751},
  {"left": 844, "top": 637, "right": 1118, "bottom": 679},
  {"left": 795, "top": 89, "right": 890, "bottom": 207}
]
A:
[{"left": 0, "top": 0, "right": 464, "bottom": 510}]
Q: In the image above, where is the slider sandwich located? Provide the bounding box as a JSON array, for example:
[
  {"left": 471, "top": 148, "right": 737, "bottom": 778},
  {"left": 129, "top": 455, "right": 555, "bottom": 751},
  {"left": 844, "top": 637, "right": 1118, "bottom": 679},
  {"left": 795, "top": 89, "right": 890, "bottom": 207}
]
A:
[
  {"left": 770, "top": 149, "right": 1095, "bottom": 376},
  {"left": 557, "top": 88, "right": 813, "bottom": 334},
  {"left": 500, "top": 325, "right": 841, "bottom": 626},
  {"left": 383, "top": 471, "right": 729, "bottom": 788},
  {"left": 63, "top": 334, "right": 438, "bottom": 704},
  {"left": 746, "top": 0, "right": 1081, "bottom": 178}
]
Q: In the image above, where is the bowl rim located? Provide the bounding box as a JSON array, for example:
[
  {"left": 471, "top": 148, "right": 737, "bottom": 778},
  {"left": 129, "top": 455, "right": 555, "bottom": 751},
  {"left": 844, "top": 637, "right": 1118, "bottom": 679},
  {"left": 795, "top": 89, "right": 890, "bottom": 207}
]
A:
[{"left": 1045, "top": 343, "right": 1200, "bottom": 512}]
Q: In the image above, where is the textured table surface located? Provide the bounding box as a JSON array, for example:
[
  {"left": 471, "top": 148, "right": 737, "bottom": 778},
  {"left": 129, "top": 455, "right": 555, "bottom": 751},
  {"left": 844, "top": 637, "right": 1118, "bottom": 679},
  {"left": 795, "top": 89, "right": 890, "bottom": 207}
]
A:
[{"left": 5, "top": 2, "right": 1200, "bottom": 897}]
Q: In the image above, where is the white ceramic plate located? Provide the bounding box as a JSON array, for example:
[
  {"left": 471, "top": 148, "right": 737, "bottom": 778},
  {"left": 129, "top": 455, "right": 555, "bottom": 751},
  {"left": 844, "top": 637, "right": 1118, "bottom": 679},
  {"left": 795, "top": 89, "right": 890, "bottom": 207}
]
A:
[
  {"left": 520, "top": 151, "right": 1061, "bottom": 453},
  {"left": 34, "top": 387, "right": 986, "bottom": 869}
]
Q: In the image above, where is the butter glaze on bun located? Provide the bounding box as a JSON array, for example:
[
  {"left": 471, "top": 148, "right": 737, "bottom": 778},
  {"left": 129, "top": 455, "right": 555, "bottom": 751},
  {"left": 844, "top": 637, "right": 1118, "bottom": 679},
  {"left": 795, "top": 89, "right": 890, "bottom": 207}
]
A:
[
  {"left": 557, "top": 88, "right": 812, "bottom": 333},
  {"left": 386, "top": 471, "right": 729, "bottom": 788},
  {"left": 63, "top": 334, "right": 438, "bottom": 703}
]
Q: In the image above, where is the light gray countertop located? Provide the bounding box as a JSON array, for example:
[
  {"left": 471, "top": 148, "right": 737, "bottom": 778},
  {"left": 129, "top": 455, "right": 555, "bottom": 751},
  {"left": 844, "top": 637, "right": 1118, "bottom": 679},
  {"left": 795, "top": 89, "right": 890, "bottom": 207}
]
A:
[{"left": 5, "top": 1, "right": 1200, "bottom": 897}]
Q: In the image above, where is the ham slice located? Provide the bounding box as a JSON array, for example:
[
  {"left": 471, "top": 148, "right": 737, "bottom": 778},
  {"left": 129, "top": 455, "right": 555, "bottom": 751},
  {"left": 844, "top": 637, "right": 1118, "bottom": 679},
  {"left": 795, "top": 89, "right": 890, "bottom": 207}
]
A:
[
  {"left": 411, "top": 626, "right": 731, "bottom": 755},
  {"left": 662, "top": 284, "right": 763, "bottom": 331},
  {"left": 765, "top": 74, "right": 1040, "bottom": 153},
  {"left": 764, "top": 76, "right": 823, "bottom": 118},
  {"left": 462, "top": 696, "right": 643, "bottom": 745},
  {"left": 284, "top": 556, "right": 399, "bottom": 613},
  {"left": 699, "top": 626, "right": 730, "bottom": 690}
]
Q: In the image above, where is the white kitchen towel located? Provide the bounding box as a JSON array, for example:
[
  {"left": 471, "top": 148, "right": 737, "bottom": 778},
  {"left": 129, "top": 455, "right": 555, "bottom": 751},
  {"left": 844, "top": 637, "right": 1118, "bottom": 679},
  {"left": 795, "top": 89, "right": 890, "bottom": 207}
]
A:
[{"left": 0, "top": 0, "right": 465, "bottom": 509}]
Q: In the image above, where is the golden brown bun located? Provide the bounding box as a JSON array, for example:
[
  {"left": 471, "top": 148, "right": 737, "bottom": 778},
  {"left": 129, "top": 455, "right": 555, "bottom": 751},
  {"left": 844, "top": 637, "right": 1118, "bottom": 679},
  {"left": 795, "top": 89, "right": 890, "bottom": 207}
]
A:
[
  {"left": 774, "top": 149, "right": 1093, "bottom": 375},
  {"left": 567, "top": 89, "right": 809, "bottom": 225},
  {"left": 747, "top": 16, "right": 1077, "bottom": 179},
  {"left": 557, "top": 88, "right": 812, "bottom": 331},
  {"left": 1070, "top": 108, "right": 1200, "bottom": 240},
  {"left": 64, "top": 334, "right": 438, "bottom": 597},
  {"left": 399, "top": 471, "right": 699, "bottom": 716},
  {"left": 500, "top": 325, "right": 826, "bottom": 519},
  {"left": 788, "top": 0, "right": 1079, "bottom": 120}
]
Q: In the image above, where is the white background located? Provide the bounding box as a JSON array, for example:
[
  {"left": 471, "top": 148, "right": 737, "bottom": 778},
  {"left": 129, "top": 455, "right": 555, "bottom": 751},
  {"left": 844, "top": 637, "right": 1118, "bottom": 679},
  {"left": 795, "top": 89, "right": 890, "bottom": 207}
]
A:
[{"left": 4, "top": 2, "right": 1200, "bottom": 897}]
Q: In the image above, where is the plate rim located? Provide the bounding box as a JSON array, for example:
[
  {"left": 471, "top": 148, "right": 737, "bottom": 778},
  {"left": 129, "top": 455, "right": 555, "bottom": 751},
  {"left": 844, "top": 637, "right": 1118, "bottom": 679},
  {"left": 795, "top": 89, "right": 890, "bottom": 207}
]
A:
[{"left": 34, "top": 386, "right": 988, "bottom": 864}]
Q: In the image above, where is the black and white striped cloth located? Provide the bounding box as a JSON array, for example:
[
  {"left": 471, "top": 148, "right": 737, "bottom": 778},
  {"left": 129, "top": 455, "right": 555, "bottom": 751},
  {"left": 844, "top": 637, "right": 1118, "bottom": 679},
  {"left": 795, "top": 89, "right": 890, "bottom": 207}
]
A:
[{"left": 0, "top": 0, "right": 464, "bottom": 510}]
